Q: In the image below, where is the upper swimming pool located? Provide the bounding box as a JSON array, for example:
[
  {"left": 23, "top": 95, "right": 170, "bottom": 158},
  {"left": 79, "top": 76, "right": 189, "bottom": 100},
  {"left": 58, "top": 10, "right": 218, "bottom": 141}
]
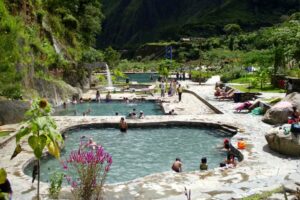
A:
[
  {"left": 54, "top": 101, "right": 163, "bottom": 116},
  {"left": 120, "top": 73, "right": 158, "bottom": 83}
]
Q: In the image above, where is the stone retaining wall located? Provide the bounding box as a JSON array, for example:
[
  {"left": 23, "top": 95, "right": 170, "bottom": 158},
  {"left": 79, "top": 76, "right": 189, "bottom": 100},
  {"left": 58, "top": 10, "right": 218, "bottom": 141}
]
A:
[{"left": 184, "top": 89, "right": 223, "bottom": 114}]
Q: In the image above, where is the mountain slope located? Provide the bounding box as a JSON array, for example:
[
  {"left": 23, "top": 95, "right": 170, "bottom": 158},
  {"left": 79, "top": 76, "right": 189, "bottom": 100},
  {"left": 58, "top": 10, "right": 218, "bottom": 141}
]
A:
[{"left": 97, "top": 0, "right": 300, "bottom": 48}]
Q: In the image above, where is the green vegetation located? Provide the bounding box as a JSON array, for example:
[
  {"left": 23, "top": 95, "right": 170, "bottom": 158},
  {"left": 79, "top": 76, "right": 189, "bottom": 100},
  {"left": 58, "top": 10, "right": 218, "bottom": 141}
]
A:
[
  {"left": 99, "top": 0, "right": 299, "bottom": 48},
  {"left": 231, "top": 84, "right": 285, "bottom": 93},
  {"left": 0, "top": 0, "right": 104, "bottom": 99},
  {"left": 1, "top": 0, "right": 299, "bottom": 98},
  {"left": 48, "top": 172, "right": 63, "bottom": 199},
  {"left": 241, "top": 187, "right": 283, "bottom": 200},
  {"left": 11, "top": 99, "right": 63, "bottom": 199},
  {"left": 0, "top": 131, "right": 11, "bottom": 137},
  {"left": 118, "top": 59, "right": 179, "bottom": 72}
]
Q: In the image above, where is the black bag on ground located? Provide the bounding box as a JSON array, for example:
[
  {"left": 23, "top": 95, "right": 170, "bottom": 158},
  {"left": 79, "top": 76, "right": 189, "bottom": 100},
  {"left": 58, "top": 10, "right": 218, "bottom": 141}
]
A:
[{"left": 291, "top": 124, "right": 300, "bottom": 134}]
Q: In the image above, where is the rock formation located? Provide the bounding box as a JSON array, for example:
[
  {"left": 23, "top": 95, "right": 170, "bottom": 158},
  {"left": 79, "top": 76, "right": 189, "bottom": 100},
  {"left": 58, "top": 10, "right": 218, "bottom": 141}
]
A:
[
  {"left": 262, "top": 92, "right": 300, "bottom": 125},
  {"left": 0, "top": 100, "right": 30, "bottom": 125},
  {"left": 265, "top": 126, "right": 300, "bottom": 156}
]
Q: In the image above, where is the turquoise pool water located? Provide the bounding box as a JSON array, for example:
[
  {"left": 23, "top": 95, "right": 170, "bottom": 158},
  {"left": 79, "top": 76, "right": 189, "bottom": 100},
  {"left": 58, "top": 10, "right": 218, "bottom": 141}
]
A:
[
  {"left": 120, "top": 73, "right": 158, "bottom": 83},
  {"left": 24, "top": 127, "right": 227, "bottom": 184},
  {"left": 54, "top": 101, "right": 163, "bottom": 116}
]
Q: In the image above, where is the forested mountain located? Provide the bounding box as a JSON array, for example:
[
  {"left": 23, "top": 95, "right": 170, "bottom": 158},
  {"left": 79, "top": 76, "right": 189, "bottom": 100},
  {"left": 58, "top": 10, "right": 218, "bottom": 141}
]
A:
[{"left": 97, "top": 0, "right": 300, "bottom": 48}]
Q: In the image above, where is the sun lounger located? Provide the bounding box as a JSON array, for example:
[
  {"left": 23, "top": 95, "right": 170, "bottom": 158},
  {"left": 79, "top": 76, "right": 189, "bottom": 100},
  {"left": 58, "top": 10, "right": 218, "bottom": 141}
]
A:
[{"left": 217, "top": 89, "right": 235, "bottom": 100}]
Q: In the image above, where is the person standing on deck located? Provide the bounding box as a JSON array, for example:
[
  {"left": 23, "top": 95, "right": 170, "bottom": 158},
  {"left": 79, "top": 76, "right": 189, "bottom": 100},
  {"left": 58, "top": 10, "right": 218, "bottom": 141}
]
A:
[
  {"left": 177, "top": 84, "right": 183, "bottom": 102},
  {"left": 160, "top": 81, "right": 165, "bottom": 98},
  {"left": 96, "top": 90, "right": 100, "bottom": 102},
  {"left": 286, "top": 79, "right": 293, "bottom": 95}
]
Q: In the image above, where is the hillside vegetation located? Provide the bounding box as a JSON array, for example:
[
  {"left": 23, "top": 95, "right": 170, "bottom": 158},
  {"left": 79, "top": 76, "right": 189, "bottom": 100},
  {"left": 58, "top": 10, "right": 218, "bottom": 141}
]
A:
[
  {"left": 0, "top": 0, "right": 104, "bottom": 99},
  {"left": 98, "top": 0, "right": 300, "bottom": 48}
]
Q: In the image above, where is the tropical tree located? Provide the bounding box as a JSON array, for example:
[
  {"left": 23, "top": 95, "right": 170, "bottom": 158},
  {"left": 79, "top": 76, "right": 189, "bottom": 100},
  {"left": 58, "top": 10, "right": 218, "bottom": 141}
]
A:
[
  {"left": 11, "top": 99, "right": 63, "bottom": 200},
  {"left": 158, "top": 65, "right": 169, "bottom": 79},
  {"left": 104, "top": 46, "right": 120, "bottom": 68},
  {"left": 224, "top": 24, "right": 242, "bottom": 51},
  {"left": 256, "top": 67, "right": 270, "bottom": 89},
  {"left": 81, "top": 48, "right": 103, "bottom": 63}
]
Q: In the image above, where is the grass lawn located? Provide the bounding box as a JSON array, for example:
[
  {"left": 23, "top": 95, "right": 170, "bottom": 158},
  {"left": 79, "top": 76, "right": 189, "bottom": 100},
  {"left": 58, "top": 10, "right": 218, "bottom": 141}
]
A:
[
  {"left": 230, "top": 84, "right": 285, "bottom": 93},
  {"left": 241, "top": 187, "right": 284, "bottom": 200},
  {"left": 0, "top": 131, "right": 12, "bottom": 137}
]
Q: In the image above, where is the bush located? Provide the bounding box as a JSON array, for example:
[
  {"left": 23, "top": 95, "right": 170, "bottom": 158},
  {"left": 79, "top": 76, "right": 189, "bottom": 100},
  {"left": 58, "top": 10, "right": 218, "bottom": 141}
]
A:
[
  {"left": 98, "top": 74, "right": 106, "bottom": 84},
  {"left": 62, "top": 14, "right": 78, "bottom": 30},
  {"left": 250, "top": 79, "right": 259, "bottom": 89},
  {"left": 61, "top": 140, "right": 112, "bottom": 200},
  {"left": 287, "top": 68, "right": 300, "bottom": 78},
  {"left": 1, "top": 84, "right": 22, "bottom": 99},
  {"left": 48, "top": 172, "right": 63, "bottom": 199},
  {"left": 36, "top": 10, "right": 45, "bottom": 24}
]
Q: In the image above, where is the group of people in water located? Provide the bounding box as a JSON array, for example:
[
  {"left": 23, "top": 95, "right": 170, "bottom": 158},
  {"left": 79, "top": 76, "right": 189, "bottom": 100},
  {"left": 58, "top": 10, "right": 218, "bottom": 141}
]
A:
[
  {"left": 171, "top": 138, "right": 238, "bottom": 173},
  {"left": 126, "top": 108, "right": 145, "bottom": 119}
]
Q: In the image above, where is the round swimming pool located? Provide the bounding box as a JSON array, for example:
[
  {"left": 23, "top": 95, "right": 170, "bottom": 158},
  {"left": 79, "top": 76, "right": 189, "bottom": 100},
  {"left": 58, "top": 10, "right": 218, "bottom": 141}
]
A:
[{"left": 24, "top": 127, "right": 228, "bottom": 184}]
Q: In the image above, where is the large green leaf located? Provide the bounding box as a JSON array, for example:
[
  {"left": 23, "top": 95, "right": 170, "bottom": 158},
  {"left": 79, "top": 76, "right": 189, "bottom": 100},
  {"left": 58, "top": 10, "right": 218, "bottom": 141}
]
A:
[
  {"left": 10, "top": 144, "right": 22, "bottom": 160},
  {"left": 28, "top": 135, "right": 47, "bottom": 159},
  {"left": 16, "top": 127, "right": 31, "bottom": 143},
  {"left": 33, "top": 146, "right": 43, "bottom": 159},
  {"left": 28, "top": 135, "right": 38, "bottom": 150},
  {"left": 35, "top": 117, "right": 48, "bottom": 130}
]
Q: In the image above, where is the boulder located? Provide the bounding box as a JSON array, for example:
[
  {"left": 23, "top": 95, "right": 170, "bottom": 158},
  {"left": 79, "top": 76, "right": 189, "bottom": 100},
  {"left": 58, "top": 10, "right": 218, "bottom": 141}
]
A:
[
  {"left": 283, "top": 181, "right": 300, "bottom": 193},
  {"left": 265, "top": 128, "right": 300, "bottom": 156},
  {"left": 262, "top": 92, "right": 300, "bottom": 125},
  {"left": 0, "top": 100, "right": 30, "bottom": 125}
]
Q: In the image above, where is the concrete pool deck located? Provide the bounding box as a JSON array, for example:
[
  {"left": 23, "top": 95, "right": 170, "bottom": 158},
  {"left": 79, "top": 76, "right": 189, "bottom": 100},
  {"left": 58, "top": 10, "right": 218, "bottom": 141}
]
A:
[{"left": 0, "top": 80, "right": 298, "bottom": 200}]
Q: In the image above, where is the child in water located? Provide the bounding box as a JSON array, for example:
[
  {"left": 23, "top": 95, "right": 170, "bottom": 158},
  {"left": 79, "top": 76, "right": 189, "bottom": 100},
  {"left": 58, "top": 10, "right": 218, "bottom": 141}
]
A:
[{"left": 199, "top": 157, "right": 208, "bottom": 170}]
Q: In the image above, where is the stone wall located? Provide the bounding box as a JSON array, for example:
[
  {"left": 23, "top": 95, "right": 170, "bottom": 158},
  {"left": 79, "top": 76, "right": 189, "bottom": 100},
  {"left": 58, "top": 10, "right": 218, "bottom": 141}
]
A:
[
  {"left": 0, "top": 100, "right": 30, "bottom": 125},
  {"left": 32, "top": 77, "right": 82, "bottom": 106}
]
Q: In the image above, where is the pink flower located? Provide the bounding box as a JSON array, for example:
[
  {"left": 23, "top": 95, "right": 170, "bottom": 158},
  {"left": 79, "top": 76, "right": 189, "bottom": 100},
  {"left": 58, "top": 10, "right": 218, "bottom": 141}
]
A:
[
  {"left": 61, "top": 160, "right": 68, "bottom": 170},
  {"left": 107, "top": 156, "right": 113, "bottom": 165},
  {"left": 105, "top": 165, "right": 110, "bottom": 172},
  {"left": 63, "top": 139, "right": 113, "bottom": 192},
  {"left": 66, "top": 176, "right": 72, "bottom": 183},
  {"left": 71, "top": 181, "right": 78, "bottom": 188}
]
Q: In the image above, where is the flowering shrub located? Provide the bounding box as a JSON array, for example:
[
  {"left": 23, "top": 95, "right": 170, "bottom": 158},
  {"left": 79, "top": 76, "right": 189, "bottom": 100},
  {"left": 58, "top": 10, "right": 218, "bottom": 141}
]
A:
[{"left": 62, "top": 141, "right": 113, "bottom": 200}]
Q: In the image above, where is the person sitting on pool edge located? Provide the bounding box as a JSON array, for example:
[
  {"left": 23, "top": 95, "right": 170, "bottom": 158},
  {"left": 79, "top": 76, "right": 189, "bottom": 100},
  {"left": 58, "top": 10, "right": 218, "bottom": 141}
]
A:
[
  {"left": 200, "top": 157, "right": 208, "bottom": 170},
  {"left": 167, "top": 109, "right": 176, "bottom": 115},
  {"left": 106, "top": 91, "right": 112, "bottom": 102},
  {"left": 139, "top": 111, "right": 145, "bottom": 119},
  {"left": 119, "top": 117, "right": 128, "bottom": 132},
  {"left": 171, "top": 158, "right": 182, "bottom": 173}
]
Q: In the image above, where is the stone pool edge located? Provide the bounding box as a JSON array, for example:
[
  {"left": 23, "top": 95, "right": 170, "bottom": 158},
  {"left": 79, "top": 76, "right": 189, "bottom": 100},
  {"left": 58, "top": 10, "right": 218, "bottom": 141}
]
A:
[{"left": 15, "top": 115, "right": 248, "bottom": 199}]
